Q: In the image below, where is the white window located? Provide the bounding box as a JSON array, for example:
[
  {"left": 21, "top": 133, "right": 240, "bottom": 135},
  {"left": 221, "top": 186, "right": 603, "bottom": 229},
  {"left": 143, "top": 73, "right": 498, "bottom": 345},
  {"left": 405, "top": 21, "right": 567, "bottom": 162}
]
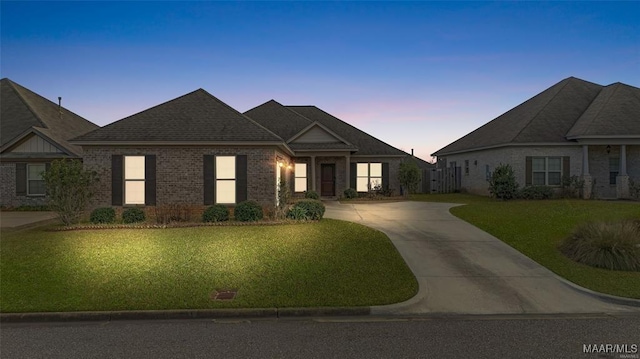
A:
[
  {"left": 27, "top": 164, "right": 46, "bottom": 196},
  {"left": 124, "top": 156, "right": 145, "bottom": 204},
  {"left": 294, "top": 163, "right": 307, "bottom": 192},
  {"left": 356, "top": 162, "right": 383, "bottom": 191},
  {"left": 216, "top": 156, "right": 236, "bottom": 204},
  {"left": 532, "top": 157, "right": 561, "bottom": 186}
]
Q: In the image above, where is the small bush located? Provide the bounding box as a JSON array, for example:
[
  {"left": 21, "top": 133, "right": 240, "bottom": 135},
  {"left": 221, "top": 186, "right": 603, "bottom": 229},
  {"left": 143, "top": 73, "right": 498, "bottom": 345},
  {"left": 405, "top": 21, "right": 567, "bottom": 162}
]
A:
[
  {"left": 559, "top": 220, "right": 640, "bottom": 272},
  {"left": 343, "top": 188, "right": 358, "bottom": 199},
  {"left": 304, "top": 190, "right": 319, "bottom": 200},
  {"left": 202, "top": 205, "right": 230, "bottom": 222},
  {"left": 560, "top": 175, "right": 584, "bottom": 199},
  {"left": 90, "top": 207, "right": 116, "bottom": 224},
  {"left": 154, "top": 204, "right": 193, "bottom": 224},
  {"left": 488, "top": 163, "right": 519, "bottom": 200},
  {"left": 122, "top": 207, "right": 146, "bottom": 224},
  {"left": 519, "top": 186, "right": 554, "bottom": 200},
  {"left": 288, "top": 199, "right": 325, "bottom": 220},
  {"left": 287, "top": 206, "right": 309, "bottom": 220},
  {"left": 234, "top": 200, "right": 263, "bottom": 222}
]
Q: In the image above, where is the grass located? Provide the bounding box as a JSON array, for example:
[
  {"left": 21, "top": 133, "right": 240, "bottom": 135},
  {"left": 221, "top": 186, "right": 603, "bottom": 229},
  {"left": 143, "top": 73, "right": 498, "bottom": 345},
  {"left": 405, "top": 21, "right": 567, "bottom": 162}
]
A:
[
  {"left": 411, "top": 193, "right": 640, "bottom": 299},
  {"left": 0, "top": 219, "right": 417, "bottom": 312}
]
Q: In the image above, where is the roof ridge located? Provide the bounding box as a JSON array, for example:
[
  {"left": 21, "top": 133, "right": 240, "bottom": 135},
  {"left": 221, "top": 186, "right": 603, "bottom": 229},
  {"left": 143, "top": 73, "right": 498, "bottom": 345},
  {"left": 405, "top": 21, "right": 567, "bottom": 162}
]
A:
[
  {"left": 580, "top": 83, "right": 618, "bottom": 135},
  {"left": 198, "top": 90, "right": 285, "bottom": 142},
  {"left": 4, "top": 79, "right": 48, "bottom": 129}
]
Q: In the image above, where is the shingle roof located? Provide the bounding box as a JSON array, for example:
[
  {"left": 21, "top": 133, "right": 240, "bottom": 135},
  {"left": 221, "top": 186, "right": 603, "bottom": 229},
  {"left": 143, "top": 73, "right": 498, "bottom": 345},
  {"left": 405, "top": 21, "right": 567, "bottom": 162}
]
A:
[
  {"left": 244, "top": 100, "right": 314, "bottom": 141},
  {"left": 285, "top": 106, "right": 407, "bottom": 156},
  {"left": 1, "top": 78, "right": 99, "bottom": 156},
  {"left": 432, "top": 77, "right": 606, "bottom": 156},
  {"left": 567, "top": 82, "right": 640, "bottom": 138},
  {"left": 72, "top": 89, "right": 283, "bottom": 143}
]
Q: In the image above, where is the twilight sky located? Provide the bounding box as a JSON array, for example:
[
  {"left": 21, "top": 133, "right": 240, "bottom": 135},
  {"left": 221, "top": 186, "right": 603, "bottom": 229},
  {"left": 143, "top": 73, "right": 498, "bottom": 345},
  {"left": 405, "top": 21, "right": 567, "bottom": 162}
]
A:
[{"left": 2, "top": 1, "right": 638, "bottom": 161}]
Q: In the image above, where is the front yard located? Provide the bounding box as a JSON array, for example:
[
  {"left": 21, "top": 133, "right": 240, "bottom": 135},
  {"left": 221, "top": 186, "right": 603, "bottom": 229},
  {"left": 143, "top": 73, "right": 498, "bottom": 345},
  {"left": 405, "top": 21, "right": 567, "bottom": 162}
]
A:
[
  {"left": 0, "top": 219, "right": 418, "bottom": 312},
  {"left": 411, "top": 194, "right": 640, "bottom": 299}
]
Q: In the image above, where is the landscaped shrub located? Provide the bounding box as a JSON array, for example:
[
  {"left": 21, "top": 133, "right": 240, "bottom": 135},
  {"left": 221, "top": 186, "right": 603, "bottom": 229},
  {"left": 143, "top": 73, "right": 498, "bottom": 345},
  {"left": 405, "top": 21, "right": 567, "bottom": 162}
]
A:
[
  {"left": 287, "top": 206, "right": 309, "bottom": 220},
  {"left": 202, "top": 204, "right": 230, "bottom": 222},
  {"left": 630, "top": 178, "right": 640, "bottom": 200},
  {"left": 343, "top": 188, "right": 358, "bottom": 199},
  {"left": 154, "top": 204, "right": 193, "bottom": 224},
  {"left": 90, "top": 207, "right": 116, "bottom": 224},
  {"left": 559, "top": 220, "right": 640, "bottom": 272},
  {"left": 234, "top": 200, "right": 263, "bottom": 222},
  {"left": 519, "top": 186, "right": 554, "bottom": 200},
  {"left": 560, "top": 175, "right": 585, "bottom": 199},
  {"left": 288, "top": 199, "right": 325, "bottom": 220},
  {"left": 488, "top": 163, "right": 519, "bottom": 200},
  {"left": 398, "top": 159, "right": 421, "bottom": 195},
  {"left": 122, "top": 207, "right": 146, "bottom": 224},
  {"left": 304, "top": 190, "right": 319, "bottom": 199}
]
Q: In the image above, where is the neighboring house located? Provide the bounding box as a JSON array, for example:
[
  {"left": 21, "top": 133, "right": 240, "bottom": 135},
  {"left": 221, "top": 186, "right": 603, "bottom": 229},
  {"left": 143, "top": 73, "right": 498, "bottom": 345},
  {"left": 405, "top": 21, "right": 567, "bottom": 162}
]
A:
[
  {"left": 71, "top": 89, "right": 424, "bottom": 210},
  {"left": 431, "top": 77, "right": 640, "bottom": 199},
  {"left": 0, "top": 78, "right": 99, "bottom": 207}
]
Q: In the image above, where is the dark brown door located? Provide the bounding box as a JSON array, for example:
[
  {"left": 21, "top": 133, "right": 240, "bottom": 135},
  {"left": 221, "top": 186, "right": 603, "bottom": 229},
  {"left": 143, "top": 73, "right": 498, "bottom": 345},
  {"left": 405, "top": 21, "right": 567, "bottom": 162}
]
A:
[{"left": 321, "top": 164, "right": 335, "bottom": 196}]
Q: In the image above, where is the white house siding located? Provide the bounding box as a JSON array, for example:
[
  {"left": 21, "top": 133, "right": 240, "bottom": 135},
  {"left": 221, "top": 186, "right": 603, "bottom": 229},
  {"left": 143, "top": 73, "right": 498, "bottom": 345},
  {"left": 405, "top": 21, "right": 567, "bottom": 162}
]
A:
[
  {"left": 442, "top": 146, "right": 583, "bottom": 195},
  {"left": 588, "top": 145, "right": 639, "bottom": 199}
]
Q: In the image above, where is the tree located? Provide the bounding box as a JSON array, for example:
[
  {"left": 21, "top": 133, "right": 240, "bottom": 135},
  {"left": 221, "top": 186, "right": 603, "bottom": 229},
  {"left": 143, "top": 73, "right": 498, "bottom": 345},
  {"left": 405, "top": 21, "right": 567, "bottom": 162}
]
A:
[
  {"left": 398, "top": 159, "right": 421, "bottom": 196},
  {"left": 41, "top": 159, "right": 98, "bottom": 226},
  {"left": 488, "top": 163, "right": 519, "bottom": 200}
]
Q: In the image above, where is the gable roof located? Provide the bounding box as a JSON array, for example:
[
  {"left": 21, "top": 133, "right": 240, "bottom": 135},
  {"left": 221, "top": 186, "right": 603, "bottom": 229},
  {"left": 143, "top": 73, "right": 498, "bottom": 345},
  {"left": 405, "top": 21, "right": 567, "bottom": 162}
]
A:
[
  {"left": 284, "top": 106, "right": 407, "bottom": 156},
  {"left": 72, "top": 89, "right": 284, "bottom": 144},
  {"left": 432, "top": 77, "right": 607, "bottom": 156},
  {"left": 1, "top": 78, "right": 99, "bottom": 156},
  {"left": 244, "top": 100, "right": 314, "bottom": 141},
  {"left": 567, "top": 82, "right": 640, "bottom": 139}
]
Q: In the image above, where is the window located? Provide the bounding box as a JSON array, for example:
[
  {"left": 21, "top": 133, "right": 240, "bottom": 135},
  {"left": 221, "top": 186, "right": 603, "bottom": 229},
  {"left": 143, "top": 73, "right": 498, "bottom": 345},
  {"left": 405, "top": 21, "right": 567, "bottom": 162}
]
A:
[
  {"left": 27, "top": 164, "right": 46, "bottom": 196},
  {"left": 609, "top": 157, "right": 619, "bottom": 185},
  {"left": 356, "top": 162, "right": 382, "bottom": 191},
  {"left": 216, "top": 156, "right": 236, "bottom": 204},
  {"left": 294, "top": 163, "right": 307, "bottom": 192},
  {"left": 464, "top": 160, "right": 469, "bottom": 175},
  {"left": 124, "top": 156, "right": 145, "bottom": 204},
  {"left": 532, "top": 157, "right": 562, "bottom": 186}
]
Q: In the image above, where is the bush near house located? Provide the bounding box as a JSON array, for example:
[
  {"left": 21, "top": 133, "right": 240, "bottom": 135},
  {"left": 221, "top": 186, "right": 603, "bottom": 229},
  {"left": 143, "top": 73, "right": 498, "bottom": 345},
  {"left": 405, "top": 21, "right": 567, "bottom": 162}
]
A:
[
  {"left": 398, "top": 159, "right": 421, "bottom": 195},
  {"left": 287, "top": 199, "right": 325, "bottom": 220},
  {"left": 122, "top": 207, "right": 145, "bottom": 224},
  {"left": 304, "top": 190, "right": 320, "bottom": 200},
  {"left": 90, "top": 207, "right": 116, "bottom": 224},
  {"left": 235, "top": 200, "right": 263, "bottom": 222},
  {"left": 202, "top": 205, "right": 230, "bottom": 222},
  {"left": 559, "top": 220, "right": 640, "bottom": 272},
  {"left": 518, "top": 186, "right": 554, "bottom": 200},
  {"left": 154, "top": 204, "right": 194, "bottom": 224},
  {"left": 343, "top": 188, "right": 358, "bottom": 199},
  {"left": 488, "top": 163, "right": 519, "bottom": 200}
]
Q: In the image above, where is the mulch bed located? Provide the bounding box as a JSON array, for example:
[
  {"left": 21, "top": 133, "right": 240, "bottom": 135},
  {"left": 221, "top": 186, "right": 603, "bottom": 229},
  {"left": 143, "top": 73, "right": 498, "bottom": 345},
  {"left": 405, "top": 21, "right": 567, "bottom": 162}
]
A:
[{"left": 47, "top": 219, "right": 315, "bottom": 231}]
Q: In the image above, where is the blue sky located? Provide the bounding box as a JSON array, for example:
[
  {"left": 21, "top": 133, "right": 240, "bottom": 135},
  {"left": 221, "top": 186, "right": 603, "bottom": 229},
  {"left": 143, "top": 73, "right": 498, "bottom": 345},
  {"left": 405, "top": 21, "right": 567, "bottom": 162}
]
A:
[{"left": 2, "top": 1, "right": 638, "bottom": 160}]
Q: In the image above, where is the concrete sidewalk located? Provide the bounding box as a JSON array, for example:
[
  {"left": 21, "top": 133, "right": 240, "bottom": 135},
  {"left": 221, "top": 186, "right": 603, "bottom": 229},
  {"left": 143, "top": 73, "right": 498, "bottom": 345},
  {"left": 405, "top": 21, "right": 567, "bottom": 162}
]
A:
[
  {"left": 324, "top": 201, "right": 640, "bottom": 315},
  {"left": 0, "top": 211, "right": 59, "bottom": 232}
]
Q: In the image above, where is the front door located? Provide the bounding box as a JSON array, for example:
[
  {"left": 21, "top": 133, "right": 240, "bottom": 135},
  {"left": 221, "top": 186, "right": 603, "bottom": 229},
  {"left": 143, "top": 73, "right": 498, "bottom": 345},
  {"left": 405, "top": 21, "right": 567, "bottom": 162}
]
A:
[{"left": 321, "top": 164, "right": 335, "bottom": 196}]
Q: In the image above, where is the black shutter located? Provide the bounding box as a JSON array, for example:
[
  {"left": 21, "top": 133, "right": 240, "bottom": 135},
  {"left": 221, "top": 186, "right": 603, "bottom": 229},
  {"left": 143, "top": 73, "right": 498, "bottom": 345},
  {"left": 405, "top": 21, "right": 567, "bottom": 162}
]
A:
[
  {"left": 382, "top": 162, "right": 389, "bottom": 190},
  {"left": 562, "top": 156, "right": 570, "bottom": 180},
  {"left": 350, "top": 162, "right": 357, "bottom": 190},
  {"left": 112, "top": 155, "right": 123, "bottom": 206},
  {"left": 45, "top": 162, "right": 51, "bottom": 172},
  {"left": 145, "top": 155, "right": 156, "bottom": 205},
  {"left": 203, "top": 155, "right": 214, "bottom": 205},
  {"left": 236, "top": 155, "right": 248, "bottom": 203},
  {"left": 289, "top": 164, "right": 296, "bottom": 194},
  {"left": 525, "top": 157, "right": 532, "bottom": 186},
  {"left": 307, "top": 161, "right": 312, "bottom": 192},
  {"left": 16, "top": 163, "right": 27, "bottom": 196}
]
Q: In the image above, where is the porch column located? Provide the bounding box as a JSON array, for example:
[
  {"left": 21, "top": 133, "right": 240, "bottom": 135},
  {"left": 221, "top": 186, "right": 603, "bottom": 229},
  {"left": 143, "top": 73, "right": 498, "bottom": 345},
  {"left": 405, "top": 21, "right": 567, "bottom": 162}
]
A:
[
  {"left": 617, "top": 145, "right": 630, "bottom": 199},
  {"left": 311, "top": 156, "right": 317, "bottom": 193},
  {"left": 581, "top": 145, "right": 592, "bottom": 199},
  {"left": 345, "top": 154, "right": 350, "bottom": 191}
]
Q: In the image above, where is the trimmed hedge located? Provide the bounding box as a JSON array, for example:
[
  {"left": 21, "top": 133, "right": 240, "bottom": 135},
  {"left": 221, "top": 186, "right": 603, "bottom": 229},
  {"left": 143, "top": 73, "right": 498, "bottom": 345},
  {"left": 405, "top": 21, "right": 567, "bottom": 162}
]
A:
[
  {"left": 234, "top": 200, "right": 263, "bottom": 222},
  {"left": 304, "top": 190, "right": 320, "bottom": 200},
  {"left": 519, "top": 186, "right": 554, "bottom": 200},
  {"left": 202, "top": 205, "right": 230, "bottom": 222},
  {"left": 343, "top": 188, "right": 358, "bottom": 199},
  {"left": 288, "top": 199, "right": 325, "bottom": 220},
  {"left": 122, "top": 207, "right": 145, "bottom": 224},
  {"left": 90, "top": 207, "right": 116, "bottom": 224}
]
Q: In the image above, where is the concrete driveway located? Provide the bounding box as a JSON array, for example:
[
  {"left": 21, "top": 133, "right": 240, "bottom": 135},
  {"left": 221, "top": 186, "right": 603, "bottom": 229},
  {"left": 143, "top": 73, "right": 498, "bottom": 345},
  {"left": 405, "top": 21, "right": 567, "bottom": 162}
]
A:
[
  {"left": 0, "top": 211, "right": 59, "bottom": 232},
  {"left": 324, "top": 201, "right": 639, "bottom": 315}
]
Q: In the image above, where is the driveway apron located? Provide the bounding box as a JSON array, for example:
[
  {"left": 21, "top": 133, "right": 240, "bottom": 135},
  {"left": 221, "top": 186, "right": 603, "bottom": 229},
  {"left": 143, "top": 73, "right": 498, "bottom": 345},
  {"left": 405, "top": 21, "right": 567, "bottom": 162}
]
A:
[{"left": 324, "top": 201, "right": 638, "bottom": 315}]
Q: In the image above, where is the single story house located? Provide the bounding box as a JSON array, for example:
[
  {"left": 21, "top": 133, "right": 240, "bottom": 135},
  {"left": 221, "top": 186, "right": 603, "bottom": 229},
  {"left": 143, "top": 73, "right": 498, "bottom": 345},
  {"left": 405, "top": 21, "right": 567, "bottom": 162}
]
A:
[
  {"left": 0, "top": 78, "right": 99, "bottom": 207},
  {"left": 71, "top": 88, "right": 425, "bottom": 210},
  {"left": 431, "top": 77, "right": 640, "bottom": 199}
]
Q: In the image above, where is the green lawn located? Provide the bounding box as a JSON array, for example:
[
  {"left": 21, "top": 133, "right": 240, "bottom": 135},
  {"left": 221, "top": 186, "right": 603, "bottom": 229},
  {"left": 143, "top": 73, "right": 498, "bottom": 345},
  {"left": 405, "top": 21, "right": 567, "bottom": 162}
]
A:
[
  {"left": 411, "top": 193, "right": 640, "bottom": 299},
  {"left": 0, "top": 219, "right": 417, "bottom": 312}
]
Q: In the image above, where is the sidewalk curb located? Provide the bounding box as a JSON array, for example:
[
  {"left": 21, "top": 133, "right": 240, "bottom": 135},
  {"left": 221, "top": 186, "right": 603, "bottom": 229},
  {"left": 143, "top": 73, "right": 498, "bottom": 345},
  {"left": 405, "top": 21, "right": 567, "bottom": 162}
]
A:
[
  {"left": 0, "top": 218, "right": 60, "bottom": 233},
  {"left": 553, "top": 274, "right": 640, "bottom": 308},
  {"left": 0, "top": 307, "right": 371, "bottom": 323}
]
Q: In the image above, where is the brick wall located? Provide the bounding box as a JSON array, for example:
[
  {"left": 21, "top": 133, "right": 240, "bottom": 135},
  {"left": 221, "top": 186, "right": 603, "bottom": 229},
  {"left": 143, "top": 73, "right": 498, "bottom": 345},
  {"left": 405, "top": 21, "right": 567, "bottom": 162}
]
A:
[
  {"left": 0, "top": 162, "right": 48, "bottom": 207},
  {"left": 82, "top": 146, "right": 285, "bottom": 209}
]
